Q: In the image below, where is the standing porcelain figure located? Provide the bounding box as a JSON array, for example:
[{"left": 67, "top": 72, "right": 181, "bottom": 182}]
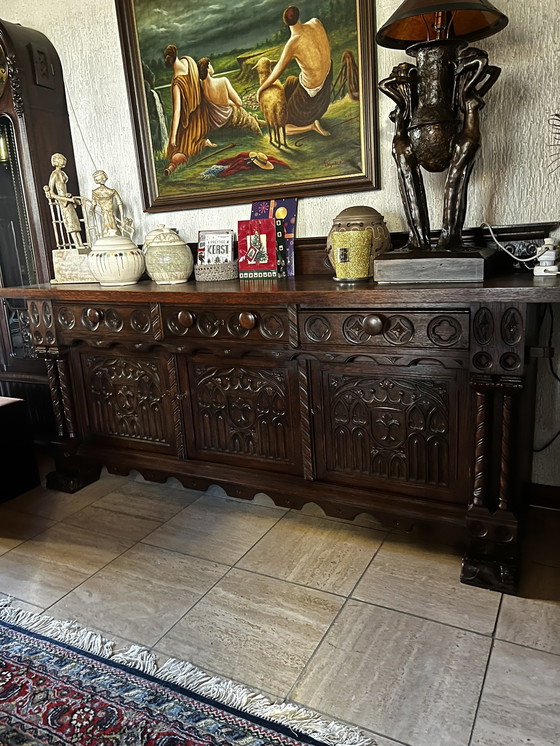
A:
[
  {"left": 89, "top": 170, "right": 124, "bottom": 237},
  {"left": 87, "top": 230, "right": 145, "bottom": 286},
  {"left": 143, "top": 225, "right": 193, "bottom": 284},
  {"left": 45, "top": 153, "right": 85, "bottom": 248}
]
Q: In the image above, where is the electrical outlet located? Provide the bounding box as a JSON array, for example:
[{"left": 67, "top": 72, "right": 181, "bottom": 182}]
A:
[{"left": 502, "top": 240, "right": 543, "bottom": 267}]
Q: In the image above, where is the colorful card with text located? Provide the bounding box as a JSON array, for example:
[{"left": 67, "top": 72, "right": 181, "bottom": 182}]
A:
[{"left": 251, "top": 198, "right": 297, "bottom": 276}]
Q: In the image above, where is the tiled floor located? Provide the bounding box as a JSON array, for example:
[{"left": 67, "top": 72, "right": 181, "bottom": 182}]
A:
[{"left": 1, "top": 467, "right": 559, "bottom": 746}]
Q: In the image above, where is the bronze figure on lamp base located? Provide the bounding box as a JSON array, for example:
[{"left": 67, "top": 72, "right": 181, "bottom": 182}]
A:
[
  {"left": 375, "top": 1, "right": 508, "bottom": 257},
  {"left": 380, "top": 39, "right": 500, "bottom": 252}
]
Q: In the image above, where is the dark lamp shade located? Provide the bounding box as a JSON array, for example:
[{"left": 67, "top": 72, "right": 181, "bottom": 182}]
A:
[{"left": 376, "top": 0, "right": 509, "bottom": 48}]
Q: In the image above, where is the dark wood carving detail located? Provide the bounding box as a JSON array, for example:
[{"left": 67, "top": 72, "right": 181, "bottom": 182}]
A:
[
  {"left": 305, "top": 315, "right": 331, "bottom": 343},
  {"left": 383, "top": 316, "right": 414, "bottom": 345},
  {"left": 167, "top": 310, "right": 194, "bottom": 336},
  {"left": 472, "top": 351, "right": 493, "bottom": 370},
  {"left": 260, "top": 313, "right": 285, "bottom": 340},
  {"left": 471, "top": 376, "right": 494, "bottom": 508},
  {"left": 29, "top": 302, "right": 39, "bottom": 327},
  {"left": 227, "top": 313, "right": 250, "bottom": 338},
  {"left": 45, "top": 356, "right": 65, "bottom": 437},
  {"left": 298, "top": 360, "right": 314, "bottom": 479},
  {"left": 85, "top": 355, "right": 169, "bottom": 443},
  {"left": 427, "top": 316, "right": 462, "bottom": 347},
  {"left": 197, "top": 311, "right": 220, "bottom": 337},
  {"left": 325, "top": 374, "right": 449, "bottom": 486},
  {"left": 6, "top": 54, "right": 24, "bottom": 116},
  {"left": 501, "top": 307, "right": 523, "bottom": 346},
  {"left": 42, "top": 302, "right": 53, "bottom": 328},
  {"left": 81, "top": 307, "right": 102, "bottom": 331},
  {"left": 343, "top": 315, "right": 372, "bottom": 345},
  {"left": 288, "top": 304, "right": 299, "bottom": 348},
  {"left": 473, "top": 307, "right": 493, "bottom": 345},
  {"left": 150, "top": 303, "right": 163, "bottom": 341},
  {"left": 496, "top": 378, "right": 524, "bottom": 512},
  {"left": 56, "top": 356, "right": 76, "bottom": 438},
  {"left": 130, "top": 309, "right": 151, "bottom": 334},
  {"left": 167, "top": 354, "right": 185, "bottom": 458},
  {"left": 192, "top": 364, "right": 291, "bottom": 461},
  {"left": 57, "top": 308, "right": 76, "bottom": 329},
  {"left": 500, "top": 352, "right": 521, "bottom": 371},
  {"left": 103, "top": 308, "right": 124, "bottom": 332}
]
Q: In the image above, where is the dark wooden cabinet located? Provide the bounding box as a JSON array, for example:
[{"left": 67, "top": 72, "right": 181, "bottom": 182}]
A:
[
  {"left": 0, "top": 19, "right": 77, "bottom": 439},
  {"left": 2, "top": 272, "right": 559, "bottom": 595}
]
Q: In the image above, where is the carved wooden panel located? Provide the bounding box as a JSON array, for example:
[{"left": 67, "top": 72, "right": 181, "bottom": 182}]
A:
[
  {"left": 470, "top": 303, "right": 528, "bottom": 375},
  {"left": 314, "top": 362, "right": 464, "bottom": 501},
  {"left": 54, "top": 303, "right": 161, "bottom": 344},
  {"left": 162, "top": 305, "right": 288, "bottom": 344},
  {"left": 75, "top": 349, "right": 180, "bottom": 453},
  {"left": 184, "top": 357, "right": 302, "bottom": 474},
  {"left": 300, "top": 310, "right": 469, "bottom": 350},
  {"left": 26, "top": 299, "right": 57, "bottom": 349}
]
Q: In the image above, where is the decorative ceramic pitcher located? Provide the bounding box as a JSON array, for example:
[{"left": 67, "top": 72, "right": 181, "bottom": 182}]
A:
[{"left": 326, "top": 206, "right": 391, "bottom": 282}]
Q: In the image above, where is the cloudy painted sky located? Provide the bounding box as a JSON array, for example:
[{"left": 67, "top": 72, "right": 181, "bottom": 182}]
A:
[{"left": 134, "top": 0, "right": 329, "bottom": 63}]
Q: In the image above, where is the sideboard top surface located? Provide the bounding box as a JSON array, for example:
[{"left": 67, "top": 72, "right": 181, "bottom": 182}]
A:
[{"left": 1, "top": 273, "right": 560, "bottom": 305}]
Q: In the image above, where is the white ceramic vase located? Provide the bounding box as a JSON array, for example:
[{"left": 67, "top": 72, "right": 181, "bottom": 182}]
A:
[
  {"left": 88, "top": 230, "right": 145, "bottom": 286},
  {"left": 143, "top": 226, "right": 193, "bottom": 285}
]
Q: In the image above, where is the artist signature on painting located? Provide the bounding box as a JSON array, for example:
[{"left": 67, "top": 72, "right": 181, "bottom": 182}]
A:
[{"left": 324, "top": 159, "right": 345, "bottom": 168}]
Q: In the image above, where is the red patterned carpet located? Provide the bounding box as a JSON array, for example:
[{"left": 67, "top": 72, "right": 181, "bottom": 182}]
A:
[{"left": 0, "top": 602, "right": 367, "bottom": 746}]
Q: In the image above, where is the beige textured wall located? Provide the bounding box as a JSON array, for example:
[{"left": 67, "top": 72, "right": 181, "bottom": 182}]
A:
[{"left": 3, "top": 0, "right": 560, "bottom": 484}]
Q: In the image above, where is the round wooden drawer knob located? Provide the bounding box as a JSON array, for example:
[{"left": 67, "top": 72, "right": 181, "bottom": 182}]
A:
[
  {"left": 177, "top": 310, "right": 195, "bottom": 328},
  {"left": 238, "top": 311, "right": 257, "bottom": 330},
  {"left": 362, "top": 314, "right": 383, "bottom": 335}
]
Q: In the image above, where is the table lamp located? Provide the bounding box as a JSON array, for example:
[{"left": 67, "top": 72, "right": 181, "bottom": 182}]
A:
[{"left": 375, "top": 1, "right": 509, "bottom": 281}]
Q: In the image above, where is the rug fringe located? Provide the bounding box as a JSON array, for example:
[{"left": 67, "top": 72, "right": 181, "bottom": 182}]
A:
[{"left": 0, "top": 598, "right": 371, "bottom": 746}]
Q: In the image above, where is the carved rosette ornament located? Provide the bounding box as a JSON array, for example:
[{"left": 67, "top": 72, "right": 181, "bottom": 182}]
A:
[{"left": 6, "top": 54, "right": 24, "bottom": 116}]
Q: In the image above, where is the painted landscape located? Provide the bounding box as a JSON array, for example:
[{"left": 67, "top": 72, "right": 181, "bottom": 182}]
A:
[{"left": 133, "top": 0, "right": 364, "bottom": 200}]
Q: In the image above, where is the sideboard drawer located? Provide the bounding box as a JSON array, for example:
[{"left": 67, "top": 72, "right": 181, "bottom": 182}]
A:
[
  {"left": 162, "top": 305, "right": 290, "bottom": 344},
  {"left": 299, "top": 309, "right": 470, "bottom": 350},
  {"left": 54, "top": 303, "right": 161, "bottom": 343}
]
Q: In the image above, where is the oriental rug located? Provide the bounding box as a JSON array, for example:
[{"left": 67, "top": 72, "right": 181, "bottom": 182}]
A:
[{"left": 0, "top": 600, "right": 368, "bottom": 746}]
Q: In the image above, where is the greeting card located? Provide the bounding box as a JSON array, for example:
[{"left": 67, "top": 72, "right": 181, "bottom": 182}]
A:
[
  {"left": 237, "top": 219, "right": 277, "bottom": 279},
  {"left": 251, "top": 198, "right": 297, "bottom": 276}
]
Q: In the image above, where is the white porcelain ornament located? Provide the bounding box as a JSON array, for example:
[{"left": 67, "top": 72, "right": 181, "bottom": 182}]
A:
[{"left": 87, "top": 230, "right": 145, "bottom": 286}]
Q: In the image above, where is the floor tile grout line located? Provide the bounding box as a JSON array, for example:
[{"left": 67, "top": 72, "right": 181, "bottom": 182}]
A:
[
  {"left": 284, "top": 595, "right": 353, "bottom": 704},
  {"left": 149, "top": 562, "right": 238, "bottom": 652},
  {"left": 466, "top": 636, "right": 496, "bottom": 746},
  {"left": 345, "top": 528, "right": 391, "bottom": 600}
]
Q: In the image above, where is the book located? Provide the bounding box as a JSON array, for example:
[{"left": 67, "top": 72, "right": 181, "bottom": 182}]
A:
[
  {"left": 251, "top": 198, "right": 298, "bottom": 276},
  {"left": 237, "top": 219, "right": 277, "bottom": 279}
]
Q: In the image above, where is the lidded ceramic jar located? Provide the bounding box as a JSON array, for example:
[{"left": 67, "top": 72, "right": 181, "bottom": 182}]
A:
[
  {"left": 326, "top": 206, "right": 391, "bottom": 282},
  {"left": 143, "top": 225, "right": 193, "bottom": 285},
  {"left": 87, "top": 230, "right": 145, "bottom": 286}
]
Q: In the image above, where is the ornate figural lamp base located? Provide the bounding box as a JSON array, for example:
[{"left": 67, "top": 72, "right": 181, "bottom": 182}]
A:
[{"left": 374, "top": 1, "right": 508, "bottom": 281}]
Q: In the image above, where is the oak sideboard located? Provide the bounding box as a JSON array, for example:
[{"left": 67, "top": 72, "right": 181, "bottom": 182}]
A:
[{"left": 3, "top": 270, "right": 559, "bottom": 594}]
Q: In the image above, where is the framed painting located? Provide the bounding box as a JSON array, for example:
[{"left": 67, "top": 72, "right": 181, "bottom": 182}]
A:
[{"left": 115, "top": 0, "right": 380, "bottom": 212}]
